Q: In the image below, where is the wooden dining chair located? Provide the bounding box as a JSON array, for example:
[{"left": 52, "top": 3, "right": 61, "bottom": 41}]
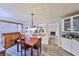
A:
[
  {"left": 20, "top": 39, "right": 31, "bottom": 56},
  {"left": 33, "top": 41, "right": 40, "bottom": 56},
  {"left": 16, "top": 34, "right": 26, "bottom": 52},
  {"left": 20, "top": 36, "right": 40, "bottom": 56},
  {"left": 32, "top": 36, "right": 42, "bottom": 56}
]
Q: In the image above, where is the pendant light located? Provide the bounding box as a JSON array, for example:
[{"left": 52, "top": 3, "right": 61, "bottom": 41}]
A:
[{"left": 31, "top": 13, "right": 34, "bottom": 27}]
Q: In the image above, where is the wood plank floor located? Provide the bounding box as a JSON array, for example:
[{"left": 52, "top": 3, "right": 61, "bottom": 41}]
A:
[
  {"left": 5, "top": 43, "right": 73, "bottom": 56},
  {"left": 41, "top": 44, "right": 73, "bottom": 56}
]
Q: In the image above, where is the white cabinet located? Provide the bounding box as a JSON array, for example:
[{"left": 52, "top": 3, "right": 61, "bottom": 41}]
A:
[
  {"left": 61, "top": 38, "right": 79, "bottom": 55},
  {"left": 61, "top": 38, "right": 72, "bottom": 53},
  {"left": 72, "top": 39, "right": 79, "bottom": 56},
  {"left": 61, "top": 14, "right": 79, "bottom": 55}
]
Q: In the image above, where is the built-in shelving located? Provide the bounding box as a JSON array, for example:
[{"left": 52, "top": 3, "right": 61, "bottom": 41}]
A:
[
  {"left": 62, "top": 14, "right": 79, "bottom": 56},
  {"left": 64, "top": 15, "right": 79, "bottom": 32}
]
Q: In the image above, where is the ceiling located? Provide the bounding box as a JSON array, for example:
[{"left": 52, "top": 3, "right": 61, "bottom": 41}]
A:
[{"left": 0, "top": 3, "right": 79, "bottom": 24}]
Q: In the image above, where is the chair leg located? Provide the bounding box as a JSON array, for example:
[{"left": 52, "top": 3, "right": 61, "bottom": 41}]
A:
[
  {"left": 17, "top": 42, "right": 19, "bottom": 52},
  {"left": 25, "top": 48, "right": 26, "bottom": 56},
  {"left": 21, "top": 44, "right": 22, "bottom": 56},
  {"left": 31, "top": 47, "right": 33, "bottom": 56},
  {"left": 37, "top": 48, "right": 39, "bottom": 56}
]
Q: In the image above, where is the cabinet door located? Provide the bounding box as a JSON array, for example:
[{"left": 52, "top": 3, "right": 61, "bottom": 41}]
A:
[
  {"left": 72, "top": 39, "right": 79, "bottom": 56},
  {"left": 73, "top": 16, "right": 79, "bottom": 31},
  {"left": 64, "top": 18, "right": 71, "bottom": 31},
  {"left": 61, "top": 38, "right": 72, "bottom": 53}
]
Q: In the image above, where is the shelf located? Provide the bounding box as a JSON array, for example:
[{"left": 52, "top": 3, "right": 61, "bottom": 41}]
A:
[{"left": 64, "top": 15, "right": 79, "bottom": 32}]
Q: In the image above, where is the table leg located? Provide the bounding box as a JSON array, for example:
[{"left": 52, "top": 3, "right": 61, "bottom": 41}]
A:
[{"left": 31, "top": 47, "right": 33, "bottom": 56}]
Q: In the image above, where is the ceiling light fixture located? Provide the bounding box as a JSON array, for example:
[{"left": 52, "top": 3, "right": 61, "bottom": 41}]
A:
[{"left": 31, "top": 13, "right": 34, "bottom": 27}]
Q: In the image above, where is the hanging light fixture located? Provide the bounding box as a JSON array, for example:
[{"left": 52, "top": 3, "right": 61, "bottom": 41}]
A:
[
  {"left": 26, "top": 13, "right": 36, "bottom": 31},
  {"left": 31, "top": 13, "right": 34, "bottom": 27}
]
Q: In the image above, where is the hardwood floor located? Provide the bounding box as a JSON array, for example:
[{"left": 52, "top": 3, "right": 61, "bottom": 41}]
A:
[
  {"left": 41, "top": 44, "right": 73, "bottom": 56},
  {"left": 5, "top": 43, "right": 73, "bottom": 56}
]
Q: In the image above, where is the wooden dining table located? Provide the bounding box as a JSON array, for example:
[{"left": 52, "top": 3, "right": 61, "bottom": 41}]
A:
[{"left": 24, "top": 36, "right": 42, "bottom": 56}]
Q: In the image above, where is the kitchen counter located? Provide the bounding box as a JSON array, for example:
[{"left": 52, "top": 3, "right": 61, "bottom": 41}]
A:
[{"left": 62, "top": 36, "right": 79, "bottom": 41}]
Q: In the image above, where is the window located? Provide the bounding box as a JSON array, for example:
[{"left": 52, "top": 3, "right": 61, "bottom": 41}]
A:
[{"left": 0, "top": 22, "right": 23, "bottom": 45}]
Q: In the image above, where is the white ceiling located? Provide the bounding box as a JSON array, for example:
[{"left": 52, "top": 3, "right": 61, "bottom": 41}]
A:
[{"left": 0, "top": 3, "right": 79, "bottom": 24}]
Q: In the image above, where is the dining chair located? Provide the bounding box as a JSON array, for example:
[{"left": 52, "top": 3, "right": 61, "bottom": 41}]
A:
[
  {"left": 16, "top": 34, "right": 26, "bottom": 52},
  {"left": 32, "top": 36, "right": 41, "bottom": 56},
  {"left": 20, "top": 36, "right": 40, "bottom": 56},
  {"left": 33, "top": 42, "right": 40, "bottom": 56},
  {"left": 20, "top": 39, "right": 31, "bottom": 56}
]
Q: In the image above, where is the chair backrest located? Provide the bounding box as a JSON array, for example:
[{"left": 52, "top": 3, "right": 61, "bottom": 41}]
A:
[
  {"left": 20, "top": 38, "right": 31, "bottom": 49},
  {"left": 20, "top": 39, "right": 25, "bottom": 47},
  {"left": 20, "top": 34, "right": 26, "bottom": 39},
  {"left": 31, "top": 35, "right": 37, "bottom": 39}
]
